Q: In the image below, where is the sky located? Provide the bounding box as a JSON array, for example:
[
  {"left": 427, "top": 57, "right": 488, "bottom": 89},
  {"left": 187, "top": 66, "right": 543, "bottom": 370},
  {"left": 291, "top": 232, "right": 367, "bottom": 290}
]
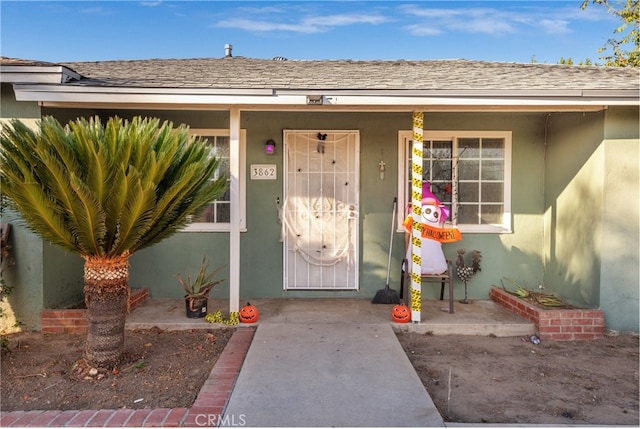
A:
[{"left": 0, "top": 0, "right": 622, "bottom": 65}]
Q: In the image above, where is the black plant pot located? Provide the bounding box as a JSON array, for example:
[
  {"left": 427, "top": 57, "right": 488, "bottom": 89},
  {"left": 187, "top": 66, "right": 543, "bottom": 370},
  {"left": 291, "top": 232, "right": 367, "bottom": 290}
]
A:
[{"left": 185, "top": 297, "right": 208, "bottom": 318}]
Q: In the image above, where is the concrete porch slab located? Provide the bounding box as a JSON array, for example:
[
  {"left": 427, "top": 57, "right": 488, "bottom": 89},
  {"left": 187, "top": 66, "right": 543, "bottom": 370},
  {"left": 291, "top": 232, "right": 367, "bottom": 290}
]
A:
[{"left": 126, "top": 298, "right": 535, "bottom": 337}]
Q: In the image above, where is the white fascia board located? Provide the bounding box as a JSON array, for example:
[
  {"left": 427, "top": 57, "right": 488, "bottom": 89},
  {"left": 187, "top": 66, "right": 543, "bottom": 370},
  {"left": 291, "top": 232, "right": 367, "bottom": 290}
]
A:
[
  {"left": 14, "top": 84, "right": 273, "bottom": 96},
  {"left": 1, "top": 66, "right": 81, "bottom": 84},
  {"left": 320, "top": 95, "right": 637, "bottom": 107},
  {"left": 13, "top": 84, "right": 638, "bottom": 109},
  {"left": 1, "top": 72, "right": 63, "bottom": 84},
  {"left": 14, "top": 84, "right": 298, "bottom": 104},
  {"left": 277, "top": 88, "right": 640, "bottom": 99}
]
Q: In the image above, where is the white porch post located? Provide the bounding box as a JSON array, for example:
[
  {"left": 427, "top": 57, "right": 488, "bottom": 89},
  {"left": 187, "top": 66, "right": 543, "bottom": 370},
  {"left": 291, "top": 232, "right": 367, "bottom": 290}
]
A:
[
  {"left": 410, "top": 112, "right": 424, "bottom": 323},
  {"left": 229, "top": 108, "right": 241, "bottom": 314}
]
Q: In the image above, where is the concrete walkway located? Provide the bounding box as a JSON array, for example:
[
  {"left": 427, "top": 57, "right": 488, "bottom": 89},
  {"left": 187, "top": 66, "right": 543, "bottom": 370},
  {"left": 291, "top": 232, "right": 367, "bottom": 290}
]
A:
[{"left": 222, "top": 323, "right": 444, "bottom": 427}]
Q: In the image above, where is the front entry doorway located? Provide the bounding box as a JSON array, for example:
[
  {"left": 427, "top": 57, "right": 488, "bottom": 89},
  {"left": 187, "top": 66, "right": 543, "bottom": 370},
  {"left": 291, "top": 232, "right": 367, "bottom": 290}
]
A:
[{"left": 282, "top": 130, "right": 360, "bottom": 290}]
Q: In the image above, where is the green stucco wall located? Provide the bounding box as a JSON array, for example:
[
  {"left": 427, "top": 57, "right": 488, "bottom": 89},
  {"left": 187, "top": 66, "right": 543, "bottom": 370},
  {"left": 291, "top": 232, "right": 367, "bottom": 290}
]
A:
[
  {"left": 600, "top": 138, "right": 639, "bottom": 332},
  {"left": 543, "top": 107, "right": 639, "bottom": 332},
  {"left": 1, "top": 84, "right": 45, "bottom": 331},
  {"left": 0, "top": 210, "right": 45, "bottom": 331},
  {"left": 1, "top": 83, "right": 40, "bottom": 119},
  {"left": 601, "top": 106, "right": 639, "bottom": 332},
  {"left": 105, "top": 110, "right": 550, "bottom": 302},
  {"left": 1, "top": 87, "right": 85, "bottom": 331},
  {"left": 544, "top": 111, "right": 606, "bottom": 305}
]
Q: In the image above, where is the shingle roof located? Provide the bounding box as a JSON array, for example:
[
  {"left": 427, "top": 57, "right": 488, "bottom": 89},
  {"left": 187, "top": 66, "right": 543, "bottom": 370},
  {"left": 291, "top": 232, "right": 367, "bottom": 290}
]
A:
[
  {"left": 0, "top": 57, "right": 58, "bottom": 67},
  {"left": 56, "top": 57, "right": 638, "bottom": 91}
]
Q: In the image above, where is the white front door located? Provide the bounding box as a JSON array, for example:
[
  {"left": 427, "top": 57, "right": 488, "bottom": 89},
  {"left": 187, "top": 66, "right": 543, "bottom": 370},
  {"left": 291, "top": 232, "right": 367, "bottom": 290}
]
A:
[{"left": 282, "top": 130, "right": 359, "bottom": 290}]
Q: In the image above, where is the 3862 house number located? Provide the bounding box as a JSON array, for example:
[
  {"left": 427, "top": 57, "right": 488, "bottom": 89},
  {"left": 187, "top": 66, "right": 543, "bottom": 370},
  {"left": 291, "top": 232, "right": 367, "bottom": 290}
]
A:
[{"left": 250, "top": 164, "right": 277, "bottom": 180}]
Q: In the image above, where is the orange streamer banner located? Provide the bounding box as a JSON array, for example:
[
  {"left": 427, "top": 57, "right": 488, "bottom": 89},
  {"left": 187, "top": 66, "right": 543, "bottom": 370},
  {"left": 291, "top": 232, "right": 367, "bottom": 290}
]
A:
[{"left": 403, "top": 217, "right": 462, "bottom": 243}]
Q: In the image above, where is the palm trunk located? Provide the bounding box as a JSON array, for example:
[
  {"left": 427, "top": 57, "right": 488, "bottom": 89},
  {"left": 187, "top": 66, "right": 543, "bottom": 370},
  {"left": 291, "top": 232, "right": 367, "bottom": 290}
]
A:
[{"left": 83, "top": 255, "right": 130, "bottom": 369}]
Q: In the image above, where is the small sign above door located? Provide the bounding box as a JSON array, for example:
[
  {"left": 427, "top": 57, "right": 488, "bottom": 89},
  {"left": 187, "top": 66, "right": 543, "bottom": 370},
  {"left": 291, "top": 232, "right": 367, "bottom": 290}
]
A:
[{"left": 250, "top": 164, "right": 277, "bottom": 180}]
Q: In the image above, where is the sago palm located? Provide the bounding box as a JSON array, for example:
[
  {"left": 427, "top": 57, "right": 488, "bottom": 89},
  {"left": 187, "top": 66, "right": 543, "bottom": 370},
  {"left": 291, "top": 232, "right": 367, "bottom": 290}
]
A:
[{"left": 0, "top": 116, "right": 227, "bottom": 368}]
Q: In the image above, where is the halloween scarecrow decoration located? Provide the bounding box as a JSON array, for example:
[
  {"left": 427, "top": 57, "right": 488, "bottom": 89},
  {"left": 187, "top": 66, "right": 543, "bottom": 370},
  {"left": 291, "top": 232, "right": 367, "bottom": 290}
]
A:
[{"left": 402, "top": 183, "right": 461, "bottom": 275}]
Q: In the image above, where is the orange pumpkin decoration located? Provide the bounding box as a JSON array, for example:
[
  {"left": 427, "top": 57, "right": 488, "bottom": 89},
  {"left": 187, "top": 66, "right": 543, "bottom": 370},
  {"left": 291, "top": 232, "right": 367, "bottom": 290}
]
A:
[
  {"left": 239, "top": 302, "right": 259, "bottom": 323},
  {"left": 391, "top": 304, "right": 411, "bottom": 323}
]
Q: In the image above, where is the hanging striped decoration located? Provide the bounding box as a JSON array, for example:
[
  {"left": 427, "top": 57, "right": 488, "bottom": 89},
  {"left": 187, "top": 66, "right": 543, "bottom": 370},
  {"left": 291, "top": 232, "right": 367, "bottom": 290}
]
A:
[{"left": 410, "top": 112, "right": 424, "bottom": 323}]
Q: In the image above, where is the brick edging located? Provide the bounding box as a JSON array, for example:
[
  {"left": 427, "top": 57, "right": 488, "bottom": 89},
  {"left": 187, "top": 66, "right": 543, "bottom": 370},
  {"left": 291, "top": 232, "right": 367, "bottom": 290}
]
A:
[
  {"left": 0, "top": 325, "right": 257, "bottom": 427},
  {"left": 41, "top": 288, "right": 150, "bottom": 334},
  {"left": 490, "top": 287, "right": 604, "bottom": 341}
]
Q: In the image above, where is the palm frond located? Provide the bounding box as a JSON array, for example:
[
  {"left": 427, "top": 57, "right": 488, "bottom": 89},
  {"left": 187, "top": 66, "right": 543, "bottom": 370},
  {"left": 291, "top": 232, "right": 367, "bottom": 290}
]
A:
[
  {"left": 1, "top": 176, "right": 76, "bottom": 251},
  {"left": 68, "top": 173, "right": 107, "bottom": 255},
  {"left": 1, "top": 116, "right": 228, "bottom": 259},
  {"left": 109, "top": 170, "right": 157, "bottom": 255}
]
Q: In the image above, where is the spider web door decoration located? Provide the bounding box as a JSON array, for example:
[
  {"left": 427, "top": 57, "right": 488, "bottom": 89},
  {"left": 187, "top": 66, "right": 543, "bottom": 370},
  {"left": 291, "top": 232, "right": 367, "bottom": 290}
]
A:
[{"left": 282, "top": 131, "right": 360, "bottom": 290}]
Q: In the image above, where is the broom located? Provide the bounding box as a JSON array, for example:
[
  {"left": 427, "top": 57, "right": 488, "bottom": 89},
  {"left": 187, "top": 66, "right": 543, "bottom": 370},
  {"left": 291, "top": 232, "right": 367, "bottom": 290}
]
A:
[{"left": 372, "top": 197, "right": 400, "bottom": 304}]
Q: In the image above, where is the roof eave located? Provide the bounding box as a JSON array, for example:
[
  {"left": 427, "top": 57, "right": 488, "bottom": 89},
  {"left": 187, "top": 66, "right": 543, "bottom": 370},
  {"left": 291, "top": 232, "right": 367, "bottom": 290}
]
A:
[
  {"left": 13, "top": 84, "right": 639, "bottom": 111},
  {"left": 1, "top": 66, "right": 81, "bottom": 84}
]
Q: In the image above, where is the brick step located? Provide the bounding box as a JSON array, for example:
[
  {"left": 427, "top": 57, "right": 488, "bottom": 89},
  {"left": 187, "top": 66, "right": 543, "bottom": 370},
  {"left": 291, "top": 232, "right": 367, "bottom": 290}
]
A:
[{"left": 490, "top": 287, "right": 604, "bottom": 341}]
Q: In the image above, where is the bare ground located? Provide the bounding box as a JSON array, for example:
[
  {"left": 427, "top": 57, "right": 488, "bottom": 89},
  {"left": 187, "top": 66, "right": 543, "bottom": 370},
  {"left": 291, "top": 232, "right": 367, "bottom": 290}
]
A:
[
  {"left": 396, "top": 332, "right": 639, "bottom": 425},
  {"left": 1, "top": 327, "right": 639, "bottom": 426},
  {"left": 1, "top": 328, "right": 233, "bottom": 411}
]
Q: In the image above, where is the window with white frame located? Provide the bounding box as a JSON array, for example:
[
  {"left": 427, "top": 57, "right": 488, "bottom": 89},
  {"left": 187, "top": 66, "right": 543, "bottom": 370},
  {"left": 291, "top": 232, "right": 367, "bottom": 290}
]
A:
[
  {"left": 397, "top": 130, "right": 511, "bottom": 233},
  {"left": 182, "top": 129, "right": 246, "bottom": 232}
]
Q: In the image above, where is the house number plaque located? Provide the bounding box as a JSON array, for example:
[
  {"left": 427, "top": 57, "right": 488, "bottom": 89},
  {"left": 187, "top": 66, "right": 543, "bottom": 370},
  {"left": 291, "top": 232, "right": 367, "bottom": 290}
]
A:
[{"left": 250, "top": 164, "right": 277, "bottom": 180}]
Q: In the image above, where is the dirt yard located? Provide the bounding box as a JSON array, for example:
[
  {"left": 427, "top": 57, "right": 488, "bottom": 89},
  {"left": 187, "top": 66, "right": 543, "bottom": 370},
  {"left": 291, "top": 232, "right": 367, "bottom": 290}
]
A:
[
  {"left": 396, "top": 332, "right": 639, "bottom": 425},
  {"left": 1, "top": 328, "right": 232, "bottom": 411},
  {"left": 1, "top": 327, "right": 638, "bottom": 426}
]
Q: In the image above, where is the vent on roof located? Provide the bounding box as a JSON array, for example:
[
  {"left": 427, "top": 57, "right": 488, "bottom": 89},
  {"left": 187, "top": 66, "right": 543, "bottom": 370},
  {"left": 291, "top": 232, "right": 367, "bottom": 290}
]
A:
[
  {"left": 225, "top": 44, "right": 233, "bottom": 58},
  {"left": 273, "top": 56, "right": 288, "bottom": 61}
]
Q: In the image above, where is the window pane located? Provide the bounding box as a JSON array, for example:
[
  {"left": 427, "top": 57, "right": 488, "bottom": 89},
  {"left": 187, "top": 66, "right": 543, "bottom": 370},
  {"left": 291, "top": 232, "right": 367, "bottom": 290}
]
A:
[
  {"left": 458, "top": 138, "right": 479, "bottom": 158},
  {"left": 431, "top": 182, "right": 452, "bottom": 204},
  {"left": 213, "top": 136, "right": 230, "bottom": 154},
  {"left": 458, "top": 159, "right": 479, "bottom": 180},
  {"left": 482, "top": 138, "right": 504, "bottom": 158},
  {"left": 193, "top": 204, "right": 215, "bottom": 223},
  {"left": 198, "top": 135, "right": 231, "bottom": 224},
  {"left": 217, "top": 158, "right": 230, "bottom": 179},
  {"left": 216, "top": 203, "right": 230, "bottom": 222},
  {"left": 220, "top": 187, "right": 231, "bottom": 201},
  {"left": 420, "top": 140, "right": 452, "bottom": 183},
  {"left": 459, "top": 204, "right": 479, "bottom": 224},
  {"left": 432, "top": 160, "right": 453, "bottom": 181},
  {"left": 481, "top": 204, "right": 503, "bottom": 224},
  {"left": 482, "top": 182, "right": 503, "bottom": 202},
  {"left": 481, "top": 160, "right": 504, "bottom": 180},
  {"left": 459, "top": 182, "right": 479, "bottom": 201},
  {"left": 431, "top": 140, "right": 452, "bottom": 159}
]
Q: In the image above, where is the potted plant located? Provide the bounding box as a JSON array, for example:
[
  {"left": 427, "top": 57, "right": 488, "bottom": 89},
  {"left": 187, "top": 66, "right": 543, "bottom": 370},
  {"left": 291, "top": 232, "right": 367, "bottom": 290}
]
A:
[{"left": 177, "top": 256, "right": 224, "bottom": 318}]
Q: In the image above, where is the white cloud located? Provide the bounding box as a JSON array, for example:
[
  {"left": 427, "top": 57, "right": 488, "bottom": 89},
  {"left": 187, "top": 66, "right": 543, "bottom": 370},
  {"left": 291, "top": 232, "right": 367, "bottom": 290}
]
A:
[
  {"left": 215, "top": 18, "right": 324, "bottom": 34},
  {"left": 398, "top": 4, "right": 592, "bottom": 37},
  {"left": 79, "top": 6, "right": 111, "bottom": 15},
  {"left": 215, "top": 12, "right": 389, "bottom": 34},
  {"left": 212, "top": 3, "right": 612, "bottom": 38},
  {"left": 405, "top": 24, "right": 442, "bottom": 36},
  {"left": 400, "top": 5, "right": 517, "bottom": 36},
  {"left": 538, "top": 19, "right": 571, "bottom": 35}
]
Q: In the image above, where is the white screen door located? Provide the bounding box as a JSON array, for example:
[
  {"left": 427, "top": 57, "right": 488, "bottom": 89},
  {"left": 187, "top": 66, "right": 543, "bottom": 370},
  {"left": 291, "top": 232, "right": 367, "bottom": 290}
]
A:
[{"left": 282, "top": 130, "right": 359, "bottom": 290}]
